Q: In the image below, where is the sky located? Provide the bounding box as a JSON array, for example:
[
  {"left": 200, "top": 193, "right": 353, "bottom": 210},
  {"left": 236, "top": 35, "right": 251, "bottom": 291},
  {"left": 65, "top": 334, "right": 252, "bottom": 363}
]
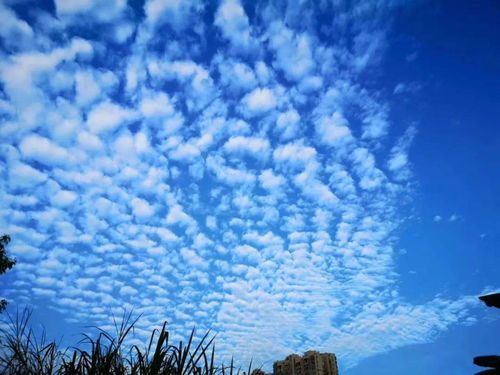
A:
[{"left": 0, "top": 0, "right": 499, "bottom": 374}]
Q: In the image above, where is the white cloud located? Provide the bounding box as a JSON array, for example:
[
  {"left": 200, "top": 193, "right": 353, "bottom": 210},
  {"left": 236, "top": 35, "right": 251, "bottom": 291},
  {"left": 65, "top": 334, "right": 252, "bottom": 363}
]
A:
[
  {"left": 113, "top": 133, "right": 135, "bottom": 157},
  {"left": 393, "top": 82, "right": 421, "bottom": 95},
  {"left": 273, "top": 142, "right": 317, "bottom": 168},
  {"left": 255, "top": 61, "right": 271, "bottom": 85},
  {"left": 54, "top": 0, "right": 93, "bottom": 15},
  {"left": 226, "top": 119, "right": 251, "bottom": 135},
  {"left": 193, "top": 233, "right": 213, "bottom": 249},
  {"left": 234, "top": 244, "right": 261, "bottom": 264},
  {"left": 54, "top": 0, "right": 128, "bottom": 23},
  {"left": 155, "top": 227, "right": 180, "bottom": 243},
  {"left": 77, "top": 131, "right": 104, "bottom": 151},
  {"left": 232, "top": 63, "right": 257, "bottom": 89},
  {"left": 75, "top": 70, "right": 101, "bottom": 106},
  {"left": 243, "top": 231, "right": 283, "bottom": 248},
  {"left": 131, "top": 197, "right": 154, "bottom": 219},
  {"left": 217, "top": 60, "right": 257, "bottom": 94},
  {"left": 8, "top": 162, "right": 48, "bottom": 188},
  {"left": 268, "top": 23, "right": 315, "bottom": 82},
  {"left": 298, "top": 75, "right": 323, "bottom": 93},
  {"left": 362, "top": 107, "right": 389, "bottom": 140},
  {"left": 223, "top": 167, "right": 256, "bottom": 185},
  {"left": 206, "top": 216, "right": 217, "bottom": 230},
  {"left": 135, "top": 132, "right": 150, "bottom": 154},
  {"left": 166, "top": 204, "right": 195, "bottom": 228},
  {"left": 351, "top": 147, "right": 385, "bottom": 190},
  {"left": 150, "top": 60, "right": 216, "bottom": 112},
  {"left": 114, "top": 21, "right": 135, "bottom": 43},
  {"left": 259, "top": 169, "right": 285, "bottom": 190},
  {"left": 120, "top": 285, "right": 138, "bottom": 296},
  {"left": 87, "top": 101, "right": 135, "bottom": 134},
  {"left": 189, "top": 161, "right": 204, "bottom": 180},
  {"left": 223, "top": 136, "right": 270, "bottom": 159},
  {"left": 387, "top": 153, "right": 408, "bottom": 170},
  {"left": 206, "top": 155, "right": 256, "bottom": 186},
  {"left": 75, "top": 278, "right": 93, "bottom": 289},
  {"left": 295, "top": 177, "right": 339, "bottom": 207},
  {"left": 276, "top": 109, "right": 300, "bottom": 140},
  {"left": 145, "top": 0, "right": 204, "bottom": 31},
  {"left": 169, "top": 143, "right": 201, "bottom": 161},
  {"left": 387, "top": 126, "right": 416, "bottom": 181},
  {"left": 52, "top": 190, "right": 78, "bottom": 207},
  {"left": 315, "top": 112, "right": 352, "bottom": 147},
  {"left": 9, "top": 242, "right": 41, "bottom": 260},
  {"left": 214, "top": 0, "right": 253, "bottom": 51},
  {"left": 118, "top": 166, "right": 138, "bottom": 181},
  {"left": 139, "top": 92, "right": 174, "bottom": 118},
  {"left": 242, "top": 88, "right": 277, "bottom": 116},
  {"left": 0, "top": 38, "right": 92, "bottom": 115},
  {"left": 19, "top": 135, "right": 71, "bottom": 167},
  {"left": 180, "top": 247, "right": 206, "bottom": 269},
  {"left": 0, "top": 3, "right": 34, "bottom": 50}
]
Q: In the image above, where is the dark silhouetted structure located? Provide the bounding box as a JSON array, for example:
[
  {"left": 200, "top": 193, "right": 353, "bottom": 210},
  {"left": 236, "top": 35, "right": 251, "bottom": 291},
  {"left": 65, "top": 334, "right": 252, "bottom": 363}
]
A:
[
  {"left": 251, "top": 369, "right": 267, "bottom": 375},
  {"left": 273, "top": 351, "right": 338, "bottom": 375},
  {"left": 474, "top": 293, "right": 500, "bottom": 374},
  {"left": 479, "top": 293, "right": 500, "bottom": 308}
]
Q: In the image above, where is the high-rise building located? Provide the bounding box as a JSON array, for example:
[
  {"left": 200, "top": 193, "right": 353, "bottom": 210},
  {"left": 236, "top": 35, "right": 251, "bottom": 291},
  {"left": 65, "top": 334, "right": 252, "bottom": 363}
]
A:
[{"left": 273, "top": 351, "right": 338, "bottom": 375}]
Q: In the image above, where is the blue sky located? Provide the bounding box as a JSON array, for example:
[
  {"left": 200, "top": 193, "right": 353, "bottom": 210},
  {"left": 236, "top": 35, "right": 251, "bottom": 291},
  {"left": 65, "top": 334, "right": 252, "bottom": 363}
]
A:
[{"left": 0, "top": 0, "right": 499, "bottom": 374}]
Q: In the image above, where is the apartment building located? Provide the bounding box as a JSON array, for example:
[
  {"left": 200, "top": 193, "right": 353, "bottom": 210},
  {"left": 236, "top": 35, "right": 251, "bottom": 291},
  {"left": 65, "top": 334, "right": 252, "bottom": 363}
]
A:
[{"left": 273, "top": 351, "right": 338, "bottom": 375}]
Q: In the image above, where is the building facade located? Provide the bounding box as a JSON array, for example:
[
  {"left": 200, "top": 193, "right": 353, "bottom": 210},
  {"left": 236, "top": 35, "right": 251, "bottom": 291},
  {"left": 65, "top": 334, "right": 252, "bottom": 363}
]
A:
[{"left": 273, "top": 351, "right": 338, "bottom": 375}]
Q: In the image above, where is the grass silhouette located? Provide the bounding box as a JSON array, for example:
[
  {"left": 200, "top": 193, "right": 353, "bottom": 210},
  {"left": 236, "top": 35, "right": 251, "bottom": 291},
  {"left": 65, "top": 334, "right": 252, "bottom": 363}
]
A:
[{"left": 0, "top": 308, "right": 253, "bottom": 375}]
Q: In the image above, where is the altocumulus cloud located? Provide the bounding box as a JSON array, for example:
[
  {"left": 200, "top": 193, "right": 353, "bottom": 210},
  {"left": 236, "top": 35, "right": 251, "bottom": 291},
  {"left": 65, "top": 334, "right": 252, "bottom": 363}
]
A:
[{"left": 0, "top": 0, "right": 480, "bottom": 371}]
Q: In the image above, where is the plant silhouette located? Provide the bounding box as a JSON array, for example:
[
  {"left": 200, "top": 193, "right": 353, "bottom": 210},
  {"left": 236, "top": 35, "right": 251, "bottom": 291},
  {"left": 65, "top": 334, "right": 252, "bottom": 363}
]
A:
[
  {"left": 0, "top": 308, "right": 253, "bottom": 375},
  {"left": 0, "top": 234, "right": 16, "bottom": 313}
]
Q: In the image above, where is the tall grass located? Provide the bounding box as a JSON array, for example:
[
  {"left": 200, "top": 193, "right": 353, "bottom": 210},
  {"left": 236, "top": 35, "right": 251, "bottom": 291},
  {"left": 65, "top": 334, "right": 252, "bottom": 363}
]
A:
[{"left": 0, "top": 308, "right": 254, "bottom": 375}]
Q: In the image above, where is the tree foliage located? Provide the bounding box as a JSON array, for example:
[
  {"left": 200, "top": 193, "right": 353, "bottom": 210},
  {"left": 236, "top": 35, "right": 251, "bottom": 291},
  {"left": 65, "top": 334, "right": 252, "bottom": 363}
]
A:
[{"left": 0, "top": 234, "right": 16, "bottom": 313}]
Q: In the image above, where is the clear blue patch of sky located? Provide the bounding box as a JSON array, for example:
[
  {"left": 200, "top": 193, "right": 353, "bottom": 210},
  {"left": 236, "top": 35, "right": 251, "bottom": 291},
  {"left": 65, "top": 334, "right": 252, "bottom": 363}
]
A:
[
  {"left": 389, "top": 0, "right": 500, "bottom": 298},
  {"left": 349, "top": 0, "right": 500, "bottom": 373}
]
